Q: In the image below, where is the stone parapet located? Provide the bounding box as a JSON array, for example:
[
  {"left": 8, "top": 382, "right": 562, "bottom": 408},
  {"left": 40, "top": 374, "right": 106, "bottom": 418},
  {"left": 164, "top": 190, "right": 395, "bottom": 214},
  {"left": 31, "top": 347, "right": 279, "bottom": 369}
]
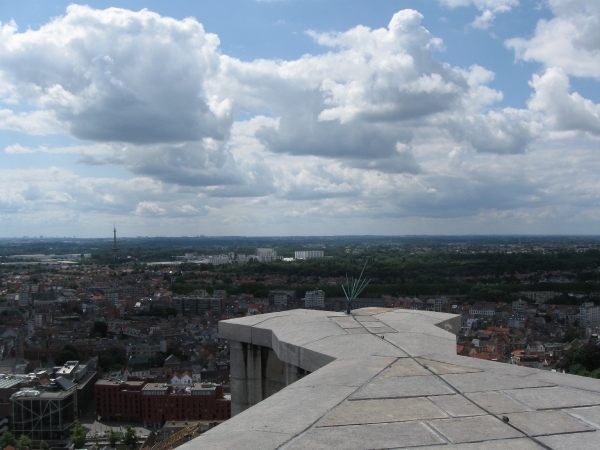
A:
[{"left": 179, "top": 308, "right": 600, "bottom": 449}]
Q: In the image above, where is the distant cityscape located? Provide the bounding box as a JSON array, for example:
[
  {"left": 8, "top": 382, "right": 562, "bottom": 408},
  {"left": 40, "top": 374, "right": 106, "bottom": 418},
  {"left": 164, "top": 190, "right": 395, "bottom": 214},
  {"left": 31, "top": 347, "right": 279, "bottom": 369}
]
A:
[{"left": 0, "top": 235, "right": 599, "bottom": 446}]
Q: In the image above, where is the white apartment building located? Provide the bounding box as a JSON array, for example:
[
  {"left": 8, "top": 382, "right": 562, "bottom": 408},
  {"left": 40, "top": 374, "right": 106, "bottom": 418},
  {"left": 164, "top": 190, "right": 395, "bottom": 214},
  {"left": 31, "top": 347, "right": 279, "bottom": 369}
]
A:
[
  {"left": 295, "top": 250, "right": 324, "bottom": 260},
  {"left": 209, "top": 255, "right": 230, "bottom": 265},
  {"left": 579, "top": 302, "right": 600, "bottom": 324},
  {"left": 304, "top": 290, "right": 325, "bottom": 309},
  {"left": 257, "top": 248, "right": 277, "bottom": 262}
]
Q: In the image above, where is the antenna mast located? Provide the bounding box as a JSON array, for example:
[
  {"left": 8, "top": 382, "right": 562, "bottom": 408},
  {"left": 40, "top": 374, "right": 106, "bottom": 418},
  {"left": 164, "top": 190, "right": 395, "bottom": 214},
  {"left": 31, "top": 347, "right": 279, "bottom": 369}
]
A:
[{"left": 342, "top": 261, "right": 371, "bottom": 315}]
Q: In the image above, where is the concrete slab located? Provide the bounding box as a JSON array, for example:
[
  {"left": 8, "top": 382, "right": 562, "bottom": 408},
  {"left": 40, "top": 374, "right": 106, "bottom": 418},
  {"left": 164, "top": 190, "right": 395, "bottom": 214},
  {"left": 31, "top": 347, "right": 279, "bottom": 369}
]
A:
[
  {"left": 381, "top": 358, "right": 431, "bottom": 377},
  {"left": 355, "top": 317, "right": 381, "bottom": 323},
  {"left": 221, "top": 385, "right": 356, "bottom": 435},
  {"left": 505, "top": 386, "right": 600, "bottom": 410},
  {"left": 303, "top": 333, "right": 407, "bottom": 360},
  {"left": 253, "top": 314, "right": 348, "bottom": 348},
  {"left": 505, "top": 410, "right": 594, "bottom": 436},
  {"left": 564, "top": 405, "right": 600, "bottom": 428},
  {"left": 332, "top": 317, "right": 363, "bottom": 329},
  {"left": 351, "top": 307, "right": 393, "bottom": 316},
  {"left": 378, "top": 319, "right": 457, "bottom": 339},
  {"left": 441, "top": 371, "right": 552, "bottom": 393},
  {"left": 537, "top": 431, "right": 600, "bottom": 449},
  {"left": 180, "top": 430, "right": 293, "bottom": 450},
  {"left": 428, "top": 394, "right": 487, "bottom": 417},
  {"left": 427, "top": 415, "right": 525, "bottom": 443},
  {"left": 350, "top": 375, "right": 454, "bottom": 400},
  {"left": 288, "top": 356, "right": 395, "bottom": 389},
  {"left": 526, "top": 370, "right": 600, "bottom": 394},
  {"left": 384, "top": 332, "right": 457, "bottom": 357},
  {"left": 318, "top": 397, "right": 449, "bottom": 427},
  {"left": 466, "top": 392, "right": 531, "bottom": 414},
  {"left": 359, "top": 321, "right": 387, "bottom": 327},
  {"left": 285, "top": 420, "right": 445, "bottom": 449},
  {"left": 345, "top": 327, "right": 369, "bottom": 334},
  {"left": 415, "top": 439, "right": 546, "bottom": 449},
  {"left": 364, "top": 326, "right": 398, "bottom": 334},
  {"left": 416, "top": 358, "right": 483, "bottom": 375},
  {"left": 424, "top": 353, "right": 541, "bottom": 377}
]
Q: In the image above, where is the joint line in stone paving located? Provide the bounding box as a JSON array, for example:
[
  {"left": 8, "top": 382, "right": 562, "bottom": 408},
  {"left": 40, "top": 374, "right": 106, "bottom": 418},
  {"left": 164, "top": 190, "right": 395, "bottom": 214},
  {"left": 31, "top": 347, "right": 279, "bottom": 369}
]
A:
[{"left": 354, "top": 313, "right": 554, "bottom": 450}]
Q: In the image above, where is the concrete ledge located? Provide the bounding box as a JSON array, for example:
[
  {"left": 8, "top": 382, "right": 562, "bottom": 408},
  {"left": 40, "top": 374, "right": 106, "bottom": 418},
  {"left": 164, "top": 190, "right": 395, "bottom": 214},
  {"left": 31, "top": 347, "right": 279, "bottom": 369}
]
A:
[{"left": 178, "top": 308, "right": 600, "bottom": 450}]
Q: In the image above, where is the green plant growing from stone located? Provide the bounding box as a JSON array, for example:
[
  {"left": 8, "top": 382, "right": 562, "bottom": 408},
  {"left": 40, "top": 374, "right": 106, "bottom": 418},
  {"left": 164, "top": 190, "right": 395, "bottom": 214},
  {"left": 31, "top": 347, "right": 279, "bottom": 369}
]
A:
[{"left": 343, "top": 261, "right": 371, "bottom": 315}]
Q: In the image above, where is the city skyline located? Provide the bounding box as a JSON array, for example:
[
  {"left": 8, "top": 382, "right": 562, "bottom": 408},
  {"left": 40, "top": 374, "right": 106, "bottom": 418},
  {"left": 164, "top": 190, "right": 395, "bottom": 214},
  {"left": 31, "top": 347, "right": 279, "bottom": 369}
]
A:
[{"left": 1, "top": 0, "right": 599, "bottom": 237}]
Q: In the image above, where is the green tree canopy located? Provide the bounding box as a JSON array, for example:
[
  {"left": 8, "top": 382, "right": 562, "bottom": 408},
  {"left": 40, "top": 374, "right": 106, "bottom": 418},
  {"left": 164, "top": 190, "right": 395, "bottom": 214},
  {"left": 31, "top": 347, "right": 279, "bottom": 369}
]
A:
[
  {"left": 17, "top": 434, "right": 31, "bottom": 449},
  {"left": 0, "top": 431, "right": 16, "bottom": 448},
  {"left": 121, "top": 425, "right": 137, "bottom": 448},
  {"left": 39, "top": 440, "right": 49, "bottom": 450},
  {"left": 107, "top": 429, "right": 122, "bottom": 447},
  {"left": 98, "top": 346, "right": 127, "bottom": 372},
  {"left": 69, "top": 421, "right": 86, "bottom": 449},
  {"left": 89, "top": 321, "right": 108, "bottom": 338}
]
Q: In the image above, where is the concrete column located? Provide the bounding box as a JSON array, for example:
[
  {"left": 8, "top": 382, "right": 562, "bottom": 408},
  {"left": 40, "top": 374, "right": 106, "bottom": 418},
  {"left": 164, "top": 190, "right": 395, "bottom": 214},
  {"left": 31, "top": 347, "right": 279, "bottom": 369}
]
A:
[{"left": 229, "top": 340, "right": 308, "bottom": 416}]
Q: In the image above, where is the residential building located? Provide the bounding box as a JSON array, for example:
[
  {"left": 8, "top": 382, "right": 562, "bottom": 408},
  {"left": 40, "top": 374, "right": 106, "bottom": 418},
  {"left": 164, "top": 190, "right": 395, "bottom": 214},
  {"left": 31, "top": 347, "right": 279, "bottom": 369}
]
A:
[
  {"left": 294, "top": 250, "right": 324, "bottom": 260},
  {"left": 268, "top": 291, "right": 296, "bottom": 309},
  {"left": 469, "top": 302, "right": 496, "bottom": 317},
  {"left": 303, "top": 290, "right": 325, "bottom": 309},
  {"left": 579, "top": 302, "right": 600, "bottom": 324},
  {"left": 256, "top": 248, "right": 277, "bottom": 262}
]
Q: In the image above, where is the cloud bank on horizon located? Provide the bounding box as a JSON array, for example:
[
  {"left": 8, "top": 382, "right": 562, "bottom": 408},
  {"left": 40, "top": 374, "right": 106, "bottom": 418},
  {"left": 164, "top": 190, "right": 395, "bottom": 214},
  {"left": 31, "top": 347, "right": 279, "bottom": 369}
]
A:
[{"left": 0, "top": 0, "right": 599, "bottom": 236}]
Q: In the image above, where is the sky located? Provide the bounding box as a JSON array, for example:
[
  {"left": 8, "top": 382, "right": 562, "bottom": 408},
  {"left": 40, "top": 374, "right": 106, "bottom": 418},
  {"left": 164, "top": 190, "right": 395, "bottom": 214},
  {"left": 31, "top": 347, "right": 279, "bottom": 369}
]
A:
[{"left": 0, "top": 0, "right": 599, "bottom": 238}]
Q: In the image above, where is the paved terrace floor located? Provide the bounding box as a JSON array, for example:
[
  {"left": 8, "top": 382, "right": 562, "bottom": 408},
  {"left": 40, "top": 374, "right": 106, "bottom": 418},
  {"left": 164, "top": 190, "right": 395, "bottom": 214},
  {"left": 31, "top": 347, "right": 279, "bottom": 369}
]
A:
[{"left": 179, "top": 308, "right": 600, "bottom": 449}]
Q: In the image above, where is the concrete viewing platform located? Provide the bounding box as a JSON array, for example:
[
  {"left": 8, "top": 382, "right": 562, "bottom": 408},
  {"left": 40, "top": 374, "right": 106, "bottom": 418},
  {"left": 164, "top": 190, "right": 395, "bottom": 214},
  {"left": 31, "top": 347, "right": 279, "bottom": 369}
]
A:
[{"left": 179, "top": 308, "right": 600, "bottom": 449}]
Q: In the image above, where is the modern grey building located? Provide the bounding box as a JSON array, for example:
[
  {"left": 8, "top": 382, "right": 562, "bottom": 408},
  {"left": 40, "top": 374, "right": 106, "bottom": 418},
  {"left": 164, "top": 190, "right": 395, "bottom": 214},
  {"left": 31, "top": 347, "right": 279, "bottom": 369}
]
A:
[{"left": 11, "top": 378, "right": 77, "bottom": 442}]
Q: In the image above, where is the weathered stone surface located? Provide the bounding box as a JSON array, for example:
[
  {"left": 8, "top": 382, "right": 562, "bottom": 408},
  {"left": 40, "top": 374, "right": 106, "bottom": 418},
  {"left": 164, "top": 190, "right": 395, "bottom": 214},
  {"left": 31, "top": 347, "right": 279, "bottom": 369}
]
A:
[
  {"left": 285, "top": 421, "right": 445, "bottom": 449},
  {"left": 416, "top": 357, "right": 483, "bottom": 375},
  {"left": 525, "top": 370, "right": 600, "bottom": 393},
  {"left": 505, "top": 386, "right": 600, "bottom": 410},
  {"left": 206, "top": 309, "right": 600, "bottom": 450},
  {"left": 363, "top": 325, "right": 398, "bottom": 334},
  {"left": 383, "top": 332, "right": 457, "bottom": 357},
  {"left": 415, "top": 439, "right": 545, "bottom": 449},
  {"left": 537, "top": 432, "right": 600, "bottom": 449},
  {"left": 179, "top": 430, "right": 293, "bottom": 450},
  {"left": 505, "top": 410, "right": 594, "bottom": 436},
  {"left": 303, "top": 333, "right": 407, "bottom": 360},
  {"left": 441, "top": 371, "right": 552, "bottom": 393},
  {"left": 344, "top": 327, "right": 369, "bottom": 334},
  {"left": 222, "top": 384, "right": 356, "bottom": 435},
  {"left": 565, "top": 405, "right": 600, "bottom": 428},
  {"left": 351, "top": 307, "right": 393, "bottom": 316},
  {"left": 427, "top": 415, "right": 525, "bottom": 443},
  {"left": 380, "top": 358, "right": 431, "bottom": 377},
  {"left": 424, "top": 353, "right": 540, "bottom": 377},
  {"left": 428, "top": 394, "right": 487, "bottom": 417},
  {"left": 332, "top": 317, "right": 363, "bottom": 328},
  {"left": 318, "top": 397, "right": 448, "bottom": 427},
  {"left": 465, "top": 391, "right": 531, "bottom": 414},
  {"left": 350, "top": 375, "right": 454, "bottom": 399},
  {"left": 288, "top": 356, "right": 396, "bottom": 389}
]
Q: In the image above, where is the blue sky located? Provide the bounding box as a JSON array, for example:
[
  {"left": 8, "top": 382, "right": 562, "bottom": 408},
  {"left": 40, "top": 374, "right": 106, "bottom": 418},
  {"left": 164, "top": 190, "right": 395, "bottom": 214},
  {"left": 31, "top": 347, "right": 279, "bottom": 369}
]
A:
[{"left": 0, "top": 0, "right": 599, "bottom": 237}]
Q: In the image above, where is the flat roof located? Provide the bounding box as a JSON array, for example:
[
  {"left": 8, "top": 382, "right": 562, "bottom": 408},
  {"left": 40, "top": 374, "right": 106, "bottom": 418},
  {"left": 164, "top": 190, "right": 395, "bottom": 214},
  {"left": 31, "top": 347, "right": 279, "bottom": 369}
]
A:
[{"left": 178, "top": 308, "right": 600, "bottom": 450}]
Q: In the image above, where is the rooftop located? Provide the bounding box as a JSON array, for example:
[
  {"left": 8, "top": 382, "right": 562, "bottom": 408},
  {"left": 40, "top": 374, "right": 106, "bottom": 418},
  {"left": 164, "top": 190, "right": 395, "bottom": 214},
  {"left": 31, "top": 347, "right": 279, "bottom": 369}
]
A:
[{"left": 180, "top": 308, "right": 600, "bottom": 449}]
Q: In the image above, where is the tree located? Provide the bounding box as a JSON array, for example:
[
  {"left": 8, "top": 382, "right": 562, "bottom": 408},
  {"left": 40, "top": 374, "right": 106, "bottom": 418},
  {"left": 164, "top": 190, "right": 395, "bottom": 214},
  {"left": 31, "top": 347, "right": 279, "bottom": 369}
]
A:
[
  {"left": 121, "top": 425, "right": 137, "bottom": 448},
  {"left": 69, "top": 421, "right": 86, "bottom": 449},
  {"left": 99, "top": 346, "right": 127, "bottom": 372},
  {"left": 39, "top": 440, "right": 49, "bottom": 450},
  {"left": 107, "top": 429, "right": 122, "bottom": 447},
  {"left": 17, "top": 434, "right": 31, "bottom": 449},
  {"left": 0, "top": 431, "right": 16, "bottom": 448},
  {"left": 89, "top": 321, "right": 108, "bottom": 338}
]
